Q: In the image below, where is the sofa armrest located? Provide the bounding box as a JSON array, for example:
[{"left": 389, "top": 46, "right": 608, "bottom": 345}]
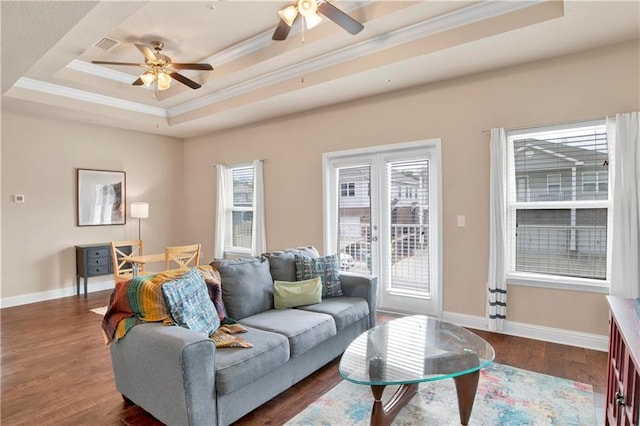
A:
[
  {"left": 110, "top": 323, "right": 217, "bottom": 426},
  {"left": 339, "top": 271, "right": 378, "bottom": 328}
]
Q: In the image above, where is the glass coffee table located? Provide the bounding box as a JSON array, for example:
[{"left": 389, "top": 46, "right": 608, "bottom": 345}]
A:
[{"left": 339, "top": 315, "right": 495, "bottom": 426}]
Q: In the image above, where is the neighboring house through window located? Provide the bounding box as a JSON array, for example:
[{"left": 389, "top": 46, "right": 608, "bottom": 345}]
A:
[{"left": 507, "top": 120, "right": 610, "bottom": 290}]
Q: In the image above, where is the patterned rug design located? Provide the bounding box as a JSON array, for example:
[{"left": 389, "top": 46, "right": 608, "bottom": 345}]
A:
[{"left": 286, "top": 363, "right": 596, "bottom": 425}]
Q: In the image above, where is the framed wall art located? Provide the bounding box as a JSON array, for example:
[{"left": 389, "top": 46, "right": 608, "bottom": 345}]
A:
[{"left": 77, "top": 168, "right": 126, "bottom": 226}]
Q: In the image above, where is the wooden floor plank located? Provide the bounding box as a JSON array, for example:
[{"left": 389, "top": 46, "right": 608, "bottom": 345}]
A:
[{"left": 0, "top": 290, "right": 608, "bottom": 425}]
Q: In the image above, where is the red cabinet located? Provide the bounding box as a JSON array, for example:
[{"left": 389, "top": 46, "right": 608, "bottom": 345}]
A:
[{"left": 606, "top": 296, "right": 639, "bottom": 425}]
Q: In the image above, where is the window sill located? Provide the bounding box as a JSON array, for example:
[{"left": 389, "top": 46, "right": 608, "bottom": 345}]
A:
[
  {"left": 223, "top": 249, "right": 252, "bottom": 259},
  {"left": 506, "top": 273, "right": 609, "bottom": 294}
]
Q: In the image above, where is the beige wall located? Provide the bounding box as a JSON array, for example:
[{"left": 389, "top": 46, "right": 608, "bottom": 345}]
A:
[
  {"left": 183, "top": 40, "right": 639, "bottom": 337},
  {"left": 1, "top": 112, "right": 184, "bottom": 301}
]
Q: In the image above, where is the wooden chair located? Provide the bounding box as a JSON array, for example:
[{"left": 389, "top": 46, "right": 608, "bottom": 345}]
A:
[
  {"left": 165, "top": 244, "right": 201, "bottom": 270},
  {"left": 111, "top": 240, "right": 145, "bottom": 284}
]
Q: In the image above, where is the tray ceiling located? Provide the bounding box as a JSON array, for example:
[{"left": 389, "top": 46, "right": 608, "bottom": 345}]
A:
[{"left": 1, "top": 1, "right": 638, "bottom": 138}]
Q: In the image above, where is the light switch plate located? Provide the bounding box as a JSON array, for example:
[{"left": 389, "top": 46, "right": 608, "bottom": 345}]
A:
[
  {"left": 457, "top": 215, "right": 465, "bottom": 227},
  {"left": 12, "top": 194, "right": 25, "bottom": 203}
]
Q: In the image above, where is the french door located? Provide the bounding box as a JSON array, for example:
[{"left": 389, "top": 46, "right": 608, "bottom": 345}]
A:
[{"left": 323, "top": 140, "right": 442, "bottom": 316}]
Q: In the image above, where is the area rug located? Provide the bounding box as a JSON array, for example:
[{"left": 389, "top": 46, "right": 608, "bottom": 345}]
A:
[
  {"left": 90, "top": 306, "right": 107, "bottom": 316},
  {"left": 286, "top": 363, "right": 596, "bottom": 425}
]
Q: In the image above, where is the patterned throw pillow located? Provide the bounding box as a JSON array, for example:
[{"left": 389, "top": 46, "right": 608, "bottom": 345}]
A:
[
  {"left": 295, "top": 254, "right": 343, "bottom": 297},
  {"left": 162, "top": 267, "right": 220, "bottom": 336}
]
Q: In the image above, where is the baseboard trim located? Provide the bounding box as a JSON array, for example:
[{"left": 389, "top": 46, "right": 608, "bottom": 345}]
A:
[
  {"left": 0, "top": 279, "right": 114, "bottom": 308},
  {"left": 441, "top": 310, "right": 609, "bottom": 352}
]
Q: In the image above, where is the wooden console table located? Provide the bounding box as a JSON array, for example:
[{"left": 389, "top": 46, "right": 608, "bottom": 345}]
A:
[
  {"left": 605, "top": 296, "right": 639, "bottom": 425},
  {"left": 75, "top": 243, "right": 113, "bottom": 297}
]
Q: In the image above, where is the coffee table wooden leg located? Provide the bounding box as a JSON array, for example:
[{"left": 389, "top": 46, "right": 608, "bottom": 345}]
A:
[
  {"left": 453, "top": 370, "right": 480, "bottom": 425},
  {"left": 370, "top": 383, "right": 419, "bottom": 426}
]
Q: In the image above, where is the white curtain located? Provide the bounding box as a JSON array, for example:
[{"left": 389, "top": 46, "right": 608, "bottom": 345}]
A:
[
  {"left": 487, "top": 128, "right": 508, "bottom": 331},
  {"left": 214, "top": 164, "right": 227, "bottom": 259},
  {"left": 251, "top": 159, "right": 267, "bottom": 255},
  {"left": 609, "top": 112, "right": 640, "bottom": 298}
]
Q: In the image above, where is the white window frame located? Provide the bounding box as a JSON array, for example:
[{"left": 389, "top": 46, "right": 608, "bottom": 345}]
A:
[
  {"left": 224, "top": 164, "right": 255, "bottom": 256},
  {"left": 505, "top": 120, "right": 611, "bottom": 293}
]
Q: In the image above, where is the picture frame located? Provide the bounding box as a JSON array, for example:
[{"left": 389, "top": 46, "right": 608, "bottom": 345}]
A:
[{"left": 76, "top": 168, "right": 126, "bottom": 226}]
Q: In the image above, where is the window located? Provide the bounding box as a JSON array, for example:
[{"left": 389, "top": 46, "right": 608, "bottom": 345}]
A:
[
  {"left": 215, "top": 161, "right": 265, "bottom": 257},
  {"left": 341, "top": 182, "right": 355, "bottom": 197},
  {"left": 547, "top": 173, "right": 561, "bottom": 193},
  {"left": 516, "top": 176, "right": 529, "bottom": 202},
  {"left": 582, "top": 171, "right": 608, "bottom": 194},
  {"left": 507, "top": 120, "right": 610, "bottom": 288},
  {"left": 227, "top": 166, "right": 254, "bottom": 251},
  {"left": 582, "top": 171, "right": 596, "bottom": 193},
  {"left": 399, "top": 186, "right": 418, "bottom": 199}
]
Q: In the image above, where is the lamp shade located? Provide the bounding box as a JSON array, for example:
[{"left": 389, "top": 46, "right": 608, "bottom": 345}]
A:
[{"left": 130, "top": 202, "right": 149, "bottom": 219}]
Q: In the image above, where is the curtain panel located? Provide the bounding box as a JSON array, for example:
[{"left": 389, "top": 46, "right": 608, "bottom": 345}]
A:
[
  {"left": 487, "top": 128, "right": 508, "bottom": 331},
  {"left": 251, "top": 159, "right": 267, "bottom": 256},
  {"left": 214, "top": 164, "right": 227, "bottom": 259},
  {"left": 610, "top": 112, "right": 640, "bottom": 299}
]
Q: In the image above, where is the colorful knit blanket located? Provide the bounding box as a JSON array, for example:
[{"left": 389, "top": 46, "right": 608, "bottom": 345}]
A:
[
  {"left": 101, "top": 265, "right": 252, "bottom": 348},
  {"left": 102, "top": 268, "right": 193, "bottom": 344}
]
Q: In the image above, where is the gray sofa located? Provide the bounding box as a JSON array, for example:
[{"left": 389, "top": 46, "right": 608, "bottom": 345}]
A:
[{"left": 109, "top": 247, "right": 377, "bottom": 425}]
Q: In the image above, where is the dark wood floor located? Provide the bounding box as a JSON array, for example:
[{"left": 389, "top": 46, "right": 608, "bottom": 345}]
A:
[{"left": 0, "top": 290, "right": 608, "bottom": 425}]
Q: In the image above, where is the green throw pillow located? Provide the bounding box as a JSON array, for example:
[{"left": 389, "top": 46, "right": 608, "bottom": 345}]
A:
[
  {"left": 273, "top": 277, "right": 322, "bottom": 309},
  {"left": 162, "top": 267, "right": 220, "bottom": 336}
]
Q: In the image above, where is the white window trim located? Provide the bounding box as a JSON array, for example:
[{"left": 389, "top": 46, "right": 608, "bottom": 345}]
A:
[
  {"left": 214, "top": 160, "right": 265, "bottom": 257},
  {"left": 505, "top": 120, "right": 611, "bottom": 293}
]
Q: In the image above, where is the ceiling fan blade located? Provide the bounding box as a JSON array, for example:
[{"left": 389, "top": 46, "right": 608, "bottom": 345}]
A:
[
  {"left": 318, "top": 1, "right": 364, "bottom": 35},
  {"left": 171, "top": 63, "right": 213, "bottom": 71},
  {"left": 132, "top": 77, "right": 144, "bottom": 86},
  {"left": 272, "top": 17, "right": 294, "bottom": 41},
  {"left": 170, "top": 72, "right": 201, "bottom": 89},
  {"left": 91, "top": 60, "right": 146, "bottom": 67},
  {"left": 135, "top": 43, "right": 158, "bottom": 62}
]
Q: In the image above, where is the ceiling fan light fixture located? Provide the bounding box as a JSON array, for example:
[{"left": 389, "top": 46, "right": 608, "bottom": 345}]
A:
[
  {"left": 279, "top": 5, "right": 298, "bottom": 27},
  {"left": 140, "top": 71, "right": 155, "bottom": 87},
  {"left": 305, "top": 12, "right": 322, "bottom": 29},
  {"left": 297, "top": 0, "right": 318, "bottom": 17},
  {"left": 157, "top": 71, "right": 172, "bottom": 91}
]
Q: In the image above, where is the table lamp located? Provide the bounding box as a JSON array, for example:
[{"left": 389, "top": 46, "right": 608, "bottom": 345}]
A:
[{"left": 130, "top": 202, "right": 149, "bottom": 241}]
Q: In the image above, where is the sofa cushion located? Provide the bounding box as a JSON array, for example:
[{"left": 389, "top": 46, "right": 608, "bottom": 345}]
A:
[
  {"left": 212, "top": 256, "right": 273, "bottom": 320},
  {"left": 297, "top": 296, "right": 369, "bottom": 331},
  {"left": 295, "top": 254, "right": 343, "bottom": 297},
  {"left": 214, "top": 326, "right": 290, "bottom": 395},
  {"left": 265, "top": 246, "right": 320, "bottom": 282},
  {"left": 240, "top": 309, "right": 337, "bottom": 357},
  {"left": 161, "top": 267, "right": 220, "bottom": 336},
  {"left": 273, "top": 277, "right": 322, "bottom": 309}
]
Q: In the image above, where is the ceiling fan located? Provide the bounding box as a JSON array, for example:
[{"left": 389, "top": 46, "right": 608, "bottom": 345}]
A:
[
  {"left": 91, "top": 41, "right": 213, "bottom": 91},
  {"left": 273, "top": 0, "right": 364, "bottom": 41}
]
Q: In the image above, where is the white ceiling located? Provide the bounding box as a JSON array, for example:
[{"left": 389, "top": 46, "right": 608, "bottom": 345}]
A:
[{"left": 1, "top": 1, "right": 639, "bottom": 139}]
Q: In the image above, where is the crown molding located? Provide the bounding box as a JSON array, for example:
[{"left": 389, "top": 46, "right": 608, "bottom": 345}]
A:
[
  {"left": 14, "top": 78, "right": 167, "bottom": 117},
  {"left": 66, "top": 59, "right": 139, "bottom": 85}
]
